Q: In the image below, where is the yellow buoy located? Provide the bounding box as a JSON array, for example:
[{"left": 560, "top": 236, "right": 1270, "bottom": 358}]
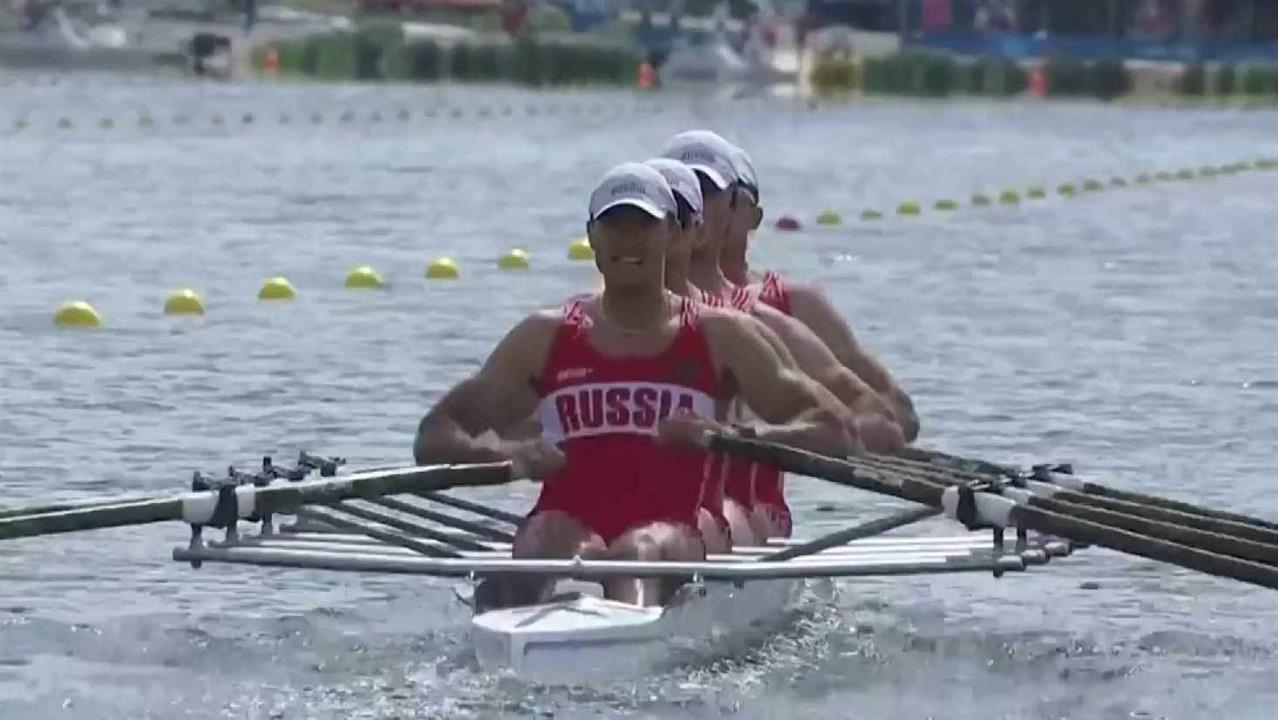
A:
[
  {"left": 933, "top": 199, "right": 958, "bottom": 211},
  {"left": 999, "top": 190, "right": 1021, "bottom": 205},
  {"left": 345, "top": 265, "right": 386, "bottom": 289},
  {"left": 498, "top": 249, "right": 530, "bottom": 270},
  {"left": 1135, "top": 174, "right": 1152, "bottom": 184},
  {"left": 1058, "top": 182, "right": 1077, "bottom": 197},
  {"left": 53, "top": 300, "right": 102, "bottom": 328},
  {"left": 1027, "top": 186, "right": 1046, "bottom": 199},
  {"left": 426, "top": 257, "right": 460, "bottom": 279},
  {"left": 816, "top": 210, "right": 842, "bottom": 226},
  {"left": 163, "top": 289, "right": 206, "bottom": 315},
  {"left": 971, "top": 193, "right": 992, "bottom": 207},
  {"left": 1110, "top": 177, "right": 1129, "bottom": 187},
  {"left": 859, "top": 209, "right": 883, "bottom": 221},
  {"left": 896, "top": 201, "right": 921, "bottom": 216},
  {"left": 568, "top": 237, "right": 595, "bottom": 261},
  {"left": 1175, "top": 169, "right": 1195, "bottom": 180},
  {"left": 1082, "top": 179, "right": 1103, "bottom": 191},
  {"left": 1199, "top": 166, "right": 1217, "bottom": 177},
  {"left": 258, "top": 276, "right": 296, "bottom": 300},
  {"left": 1155, "top": 171, "right": 1173, "bottom": 181}
]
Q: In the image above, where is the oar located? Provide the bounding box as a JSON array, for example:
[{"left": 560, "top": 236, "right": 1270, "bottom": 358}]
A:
[
  {"left": 0, "top": 463, "right": 512, "bottom": 542},
  {"left": 903, "top": 447, "right": 1278, "bottom": 533},
  {"left": 851, "top": 454, "right": 1278, "bottom": 552},
  {"left": 710, "top": 436, "right": 1278, "bottom": 590}
]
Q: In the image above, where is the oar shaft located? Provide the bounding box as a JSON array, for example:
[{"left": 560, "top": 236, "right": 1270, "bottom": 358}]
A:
[
  {"left": 1024, "top": 495, "right": 1278, "bottom": 567},
  {"left": 1009, "top": 504, "right": 1278, "bottom": 590},
  {"left": 0, "top": 463, "right": 512, "bottom": 542},
  {"left": 1047, "top": 489, "right": 1278, "bottom": 547},
  {"left": 0, "top": 498, "right": 187, "bottom": 541},
  {"left": 904, "top": 447, "right": 1278, "bottom": 533}
]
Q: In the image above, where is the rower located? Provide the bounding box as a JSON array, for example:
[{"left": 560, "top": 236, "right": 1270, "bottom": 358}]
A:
[
  {"left": 661, "top": 130, "right": 906, "bottom": 538},
  {"left": 723, "top": 144, "right": 921, "bottom": 442},
  {"left": 414, "top": 162, "right": 853, "bottom": 608}
]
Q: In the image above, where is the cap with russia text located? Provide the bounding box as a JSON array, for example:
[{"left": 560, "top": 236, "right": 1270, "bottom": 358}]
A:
[
  {"left": 643, "top": 157, "right": 704, "bottom": 225},
  {"left": 588, "top": 162, "right": 679, "bottom": 222},
  {"left": 659, "top": 130, "right": 740, "bottom": 191}
]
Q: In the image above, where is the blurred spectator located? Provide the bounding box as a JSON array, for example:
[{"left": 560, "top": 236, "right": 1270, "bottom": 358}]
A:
[
  {"left": 1134, "top": 0, "right": 1175, "bottom": 38},
  {"left": 974, "top": 0, "right": 1014, "bottom": 34}
]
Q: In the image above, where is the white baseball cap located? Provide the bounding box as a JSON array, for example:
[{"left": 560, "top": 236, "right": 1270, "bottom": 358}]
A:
[
  {"left": 643, "top": 157, "right": 703, "bottom": 224},
  {"left": 730, "top": 146, "right": 759, "bottom": 203},
  {"left": 588, "top": 162, "right": 678, "bottom": 222},
  {"left": 659, "top": 130, "right": 740, "bottom": 191}
]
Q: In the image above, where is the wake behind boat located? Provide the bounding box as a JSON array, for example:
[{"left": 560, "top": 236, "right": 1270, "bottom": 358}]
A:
[{"left": 4, "top": 443, "right": 1272, "bottom": 684}]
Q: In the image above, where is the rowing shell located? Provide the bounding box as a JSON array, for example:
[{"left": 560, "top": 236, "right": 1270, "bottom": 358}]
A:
[{"left": 470, "top": 578, "right": 800, "bottom": 683}]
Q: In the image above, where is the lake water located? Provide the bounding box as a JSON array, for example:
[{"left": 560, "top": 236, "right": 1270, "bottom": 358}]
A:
[{"left": 1, "top": 73, "right": 1276, "bottom": 719}]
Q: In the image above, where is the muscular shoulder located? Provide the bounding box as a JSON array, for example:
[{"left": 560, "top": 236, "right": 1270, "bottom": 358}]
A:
[
  {"left": 697, "top": 304, "right": 756, "bottom": 340},
  {"left": 503, "top": 307, "right": 563, "bottom": 343}
]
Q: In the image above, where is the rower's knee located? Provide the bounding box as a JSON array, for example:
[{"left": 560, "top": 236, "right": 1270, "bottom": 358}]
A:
[{"left": 514, "top": 511, "right": 597, "bottom": 559}]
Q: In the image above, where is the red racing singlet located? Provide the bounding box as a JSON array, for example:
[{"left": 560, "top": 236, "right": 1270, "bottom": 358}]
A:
[
  {"left": 758, "top": 270, "right": 792, "bottom": 315},
  {"left": 742, "top": 273, "right": 794, "bottom": 534},
  {"left": 532, "top": 295, "right": 726, "bottom": 543}
]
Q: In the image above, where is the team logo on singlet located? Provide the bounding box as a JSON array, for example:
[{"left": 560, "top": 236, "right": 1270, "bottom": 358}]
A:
[{"left": 538, "top": 382, "right": 715, "bottom": 442}]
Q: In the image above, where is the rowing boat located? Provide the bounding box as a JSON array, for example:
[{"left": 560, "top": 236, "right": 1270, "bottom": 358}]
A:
[
  {"left": 2, "top": 444, "right": 1272, "bottom": 685},
  {"left": 152, "top": 456, "right": 1072, "bottom": 682}
]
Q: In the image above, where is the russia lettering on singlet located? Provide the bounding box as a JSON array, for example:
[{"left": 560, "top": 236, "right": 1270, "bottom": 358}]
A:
[{"left": 538, "top": 382, "right": 715, "bottom": 443}]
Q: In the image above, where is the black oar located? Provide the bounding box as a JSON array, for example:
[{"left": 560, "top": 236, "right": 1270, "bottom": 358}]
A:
[
  {"left": 902, "top": 447, "right": 1278, "bottom": 533},
  {"left": 0, "top": 463, "right": 512, "bottom": 542},
  {"left": 710, "top": 436, "right": 1278, "bottom": 590},
  {"left": 852, "top": 454, "right": 1278, "bottom": 552}
]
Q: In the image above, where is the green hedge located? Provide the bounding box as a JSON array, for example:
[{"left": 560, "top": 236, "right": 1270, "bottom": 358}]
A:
[
  {"left": 811, "top": 52, "right": 1026, "bottom": 98},
  {"left": 1177, "top": 62, "right": 1206, "bottom": 95},
  {"left": 1176, "top": 62, "right": 1278, "bottom": 99},
  {"left": 259, "top": 25, "right": 641, "bottom": 86},
  {"left": 1041, "top": 56, "right": 1131, "bottom": 100}
]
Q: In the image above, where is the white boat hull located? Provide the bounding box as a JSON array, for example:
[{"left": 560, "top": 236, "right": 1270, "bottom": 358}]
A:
[{"left": 470, "top": 578, "right": 800, "bottom": 683}]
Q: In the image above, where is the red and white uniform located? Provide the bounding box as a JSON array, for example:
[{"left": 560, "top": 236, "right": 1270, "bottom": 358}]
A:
[
  {"left": 750, "top": 271, "right": 794, "bottom": 536},
  {"left": 757, "top": 269, "right": 792, "bottom": 315},
  {"left": 692, "top": 285, "right": 756, "bottom": 539},
  {"left": 531, "top": 295, "right": 727, "bottom": 543}
]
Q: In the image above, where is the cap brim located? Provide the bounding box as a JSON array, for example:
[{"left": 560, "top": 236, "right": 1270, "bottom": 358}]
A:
[
  {"left": 689, "top": 165, "right": 730, "bottom": 190},
  {"left": 591, "top": 197, "right": 667, "bottom": 221}
]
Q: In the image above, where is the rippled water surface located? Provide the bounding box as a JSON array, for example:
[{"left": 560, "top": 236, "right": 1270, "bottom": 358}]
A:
[{"left": 1, "top": 73, "right": 1276, "bottom": 720}]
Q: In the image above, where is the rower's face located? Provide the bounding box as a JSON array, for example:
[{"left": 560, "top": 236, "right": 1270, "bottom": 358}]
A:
[
  {"left": 664, "top": 218, "right": 700, "bottom": 275},
  {"left": 698, "top": 182, "right": 734, "bottom": 253},
  {"left": 588, "top": 206, "right": 671, "bottom": 288},
  {"left": 728, "top": 192, "right": 763, "bottom": 251}
]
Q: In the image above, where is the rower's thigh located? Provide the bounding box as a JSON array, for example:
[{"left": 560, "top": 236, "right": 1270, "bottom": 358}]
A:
[
  {"left": 513, "top": 510, "right": 604, "bottom": 558},
  {"left": 723, "top": 499, "right": 759, "bottom": 546},
  {"left": 697, "top": 509, "right": 731, "bottom": 555},
  {"left": 611, "top": 521, "right": 706, "bottom": 562}
]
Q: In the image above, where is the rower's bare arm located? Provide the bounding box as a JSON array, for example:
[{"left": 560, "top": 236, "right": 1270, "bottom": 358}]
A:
[
  {"left": 749, "top": 306, "right": 900, "bottom": 452},
  {"left": 414, "top": 312, "right": 561, "bottom": 475},
  {"left": 703, "top": 310, "right": 853, "bottom": 457},
  {"left": 787, "top": 284, "right": 921, "bottom": 441}
]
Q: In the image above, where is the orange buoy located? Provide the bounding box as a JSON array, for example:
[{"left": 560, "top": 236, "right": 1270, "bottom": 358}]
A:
[
  {"left": 264, "top": 46, "right": 280, "bottom": 76},
  {"left": 637, "top": 62, "right": 656, "bottom": 90},
  {"left": 1028, "top": 67, "right": 1047, "bottom": 97}
]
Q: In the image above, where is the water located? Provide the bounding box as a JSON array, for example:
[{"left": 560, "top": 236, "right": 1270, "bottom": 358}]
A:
[{"left": 1, "top": 74, "right": 1276, "bottom": 719}]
